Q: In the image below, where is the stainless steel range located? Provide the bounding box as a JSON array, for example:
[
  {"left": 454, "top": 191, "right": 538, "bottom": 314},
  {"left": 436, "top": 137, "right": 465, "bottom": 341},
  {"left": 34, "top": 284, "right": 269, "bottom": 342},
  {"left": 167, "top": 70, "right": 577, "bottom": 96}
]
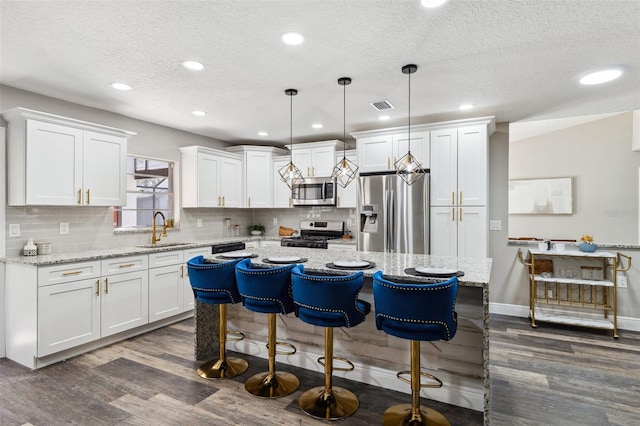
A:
[{"left": 280, "top": 221, "right": 344, "bottom": 249}]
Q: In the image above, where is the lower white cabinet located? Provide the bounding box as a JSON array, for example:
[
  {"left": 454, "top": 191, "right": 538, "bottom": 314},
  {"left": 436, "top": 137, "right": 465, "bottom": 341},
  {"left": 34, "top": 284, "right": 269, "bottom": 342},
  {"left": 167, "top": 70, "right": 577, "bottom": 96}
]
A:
[
  {"left": 148, "top": 251, "right": 185, "bottom": 321},
  {"left": 430, "top": 206, "right": 487, "bottom": 258}
]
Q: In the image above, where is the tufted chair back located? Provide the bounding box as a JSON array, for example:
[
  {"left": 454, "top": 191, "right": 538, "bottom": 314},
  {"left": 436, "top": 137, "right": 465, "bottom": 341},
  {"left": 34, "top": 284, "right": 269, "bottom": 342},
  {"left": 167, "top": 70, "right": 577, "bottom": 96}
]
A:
[
  {"left": 235, "top": 258, "right": 296, "bottom": 314},
  {"left": 186, "top": 255, "right": 243, "bottom": 304}
]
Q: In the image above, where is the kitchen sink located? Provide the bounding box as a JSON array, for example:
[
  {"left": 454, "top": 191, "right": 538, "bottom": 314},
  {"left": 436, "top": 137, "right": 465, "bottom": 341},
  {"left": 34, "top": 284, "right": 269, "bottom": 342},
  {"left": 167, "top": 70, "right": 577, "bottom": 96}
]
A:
[{"left": 137, "top": 241, "right": 194, "bottom": 249}]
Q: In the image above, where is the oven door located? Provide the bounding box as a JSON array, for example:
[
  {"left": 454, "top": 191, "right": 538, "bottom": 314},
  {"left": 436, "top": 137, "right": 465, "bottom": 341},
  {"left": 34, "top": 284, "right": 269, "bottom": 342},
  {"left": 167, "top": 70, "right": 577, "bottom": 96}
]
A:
[{"left": 292, "top": 177, "right": 337, "bottom": 206}]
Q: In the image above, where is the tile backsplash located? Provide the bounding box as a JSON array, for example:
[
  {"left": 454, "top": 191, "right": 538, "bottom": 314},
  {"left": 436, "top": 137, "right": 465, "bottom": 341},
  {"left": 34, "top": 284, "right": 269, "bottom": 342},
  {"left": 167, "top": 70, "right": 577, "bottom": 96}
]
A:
[{"left": 4, "top": 206, "right": 355, "bottom": 257}]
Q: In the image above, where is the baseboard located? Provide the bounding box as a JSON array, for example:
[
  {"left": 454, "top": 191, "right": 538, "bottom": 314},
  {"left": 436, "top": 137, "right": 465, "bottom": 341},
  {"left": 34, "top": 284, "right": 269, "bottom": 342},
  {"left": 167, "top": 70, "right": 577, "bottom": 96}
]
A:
[
  {"left": 489, "top": 302, "right": 640, "bottom": 333},
  {"left": 229, "top": 338, "right": 484, "bottom": 412}
]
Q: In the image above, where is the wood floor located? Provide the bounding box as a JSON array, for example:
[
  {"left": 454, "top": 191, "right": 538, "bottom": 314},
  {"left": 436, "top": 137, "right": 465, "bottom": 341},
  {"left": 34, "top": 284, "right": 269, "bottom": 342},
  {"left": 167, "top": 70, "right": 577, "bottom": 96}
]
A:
[{"left": 1, "top": 314, "right": 639, "bottom": 425}]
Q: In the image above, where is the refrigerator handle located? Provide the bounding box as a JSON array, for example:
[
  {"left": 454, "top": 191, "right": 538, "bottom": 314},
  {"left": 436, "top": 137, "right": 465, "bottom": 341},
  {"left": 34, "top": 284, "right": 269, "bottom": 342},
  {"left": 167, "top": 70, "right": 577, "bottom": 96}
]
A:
[{"left": 388, "top": 187, "right": 395, "bottom": 252}]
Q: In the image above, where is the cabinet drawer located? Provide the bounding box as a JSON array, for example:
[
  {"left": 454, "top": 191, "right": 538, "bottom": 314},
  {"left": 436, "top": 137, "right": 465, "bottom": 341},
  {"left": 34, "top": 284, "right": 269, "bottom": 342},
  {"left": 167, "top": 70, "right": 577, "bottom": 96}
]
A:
[
  {"left": 149, "top": 250, "right": 184, "bottom": 268},
  {"left": 183, "top": 247, "right": 212, "bottom": 262},
  {"left": 101, "top": 255, "right": 148, "bottom": 275},
  {"left": 38, "top": 261, "right": 101, "bottom": 287}
]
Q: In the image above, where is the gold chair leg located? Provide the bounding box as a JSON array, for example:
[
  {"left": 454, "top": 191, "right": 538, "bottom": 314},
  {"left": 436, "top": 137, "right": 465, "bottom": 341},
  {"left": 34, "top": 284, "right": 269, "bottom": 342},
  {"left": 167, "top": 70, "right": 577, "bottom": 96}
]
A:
[
  {"left": 299, "top": 327, "right": 359, "bottom": 420},
  {"left": 245, "top": 313, "right": 299, "bottom": 397},
  {"left": 197, "top": 304, "right": 248, "bottom": 379},
  {"left": 382, "top": 341, "right": 450, "bottom": 426}
]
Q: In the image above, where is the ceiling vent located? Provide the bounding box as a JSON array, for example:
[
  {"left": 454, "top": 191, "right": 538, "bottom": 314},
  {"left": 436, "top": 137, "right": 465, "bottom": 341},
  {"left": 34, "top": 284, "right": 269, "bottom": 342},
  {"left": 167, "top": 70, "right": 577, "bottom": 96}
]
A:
[{"left": 370, "top": 100, "right": 395, "bottom": 111}]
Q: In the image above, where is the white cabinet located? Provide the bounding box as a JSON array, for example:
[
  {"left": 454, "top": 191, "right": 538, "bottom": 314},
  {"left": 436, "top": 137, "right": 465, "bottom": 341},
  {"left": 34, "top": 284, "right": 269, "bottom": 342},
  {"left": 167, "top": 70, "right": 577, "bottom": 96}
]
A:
[
  {"left": 226, "top": 145, "right": 288, "bottom": 208},
  {"left": 179, "top": 146, "right": 242, "bottom": 208},
  {"left": 1, "top": 108, "right": 133, "bottom": 206},
  {"left": 292, "top": 140, "right": 341, "bottom": 177},
  {"left": 430, "top": 206, "right": 487, "bottom": 257},
  {"left": 352, "top": 128, "right": 429, "bottom": 173},
  {"left": 148, "top": 250, "right": 185, "bottom": 321},
  {"left": 182, "top": 247, "right": 212, "bottom": 311},
  {"left": 273, "top": 156, "right": 293, "bottom": 208},
  {"left": 335, "top": 150, "right": 358, "bottom": 208}
]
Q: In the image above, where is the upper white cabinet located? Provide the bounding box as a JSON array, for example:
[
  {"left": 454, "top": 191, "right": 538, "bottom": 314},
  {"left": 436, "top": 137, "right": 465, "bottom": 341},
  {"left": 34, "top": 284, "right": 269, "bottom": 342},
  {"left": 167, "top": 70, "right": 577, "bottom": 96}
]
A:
[
  {"left": 335, "top": 150, "right": 358, "bottom": 208},
  {"left": 273, "top": 156, "right": 293, "bottom": 208},
  {"left": 352, "top": 127, "right": 429, "bottom": 173},
  {"left": 1, "top": 108, "right": 134, "bottom": 206},
  {"left": 292, "top": 140, "right": 341, "bottom": 177},
  {"left": 226, "top": 145, "right": 288, "bottom": 208},
  {"left": 430, "top": 124, "right": 490, "bottom": 207},
  {"left": 179, "top": 146, "right": 242, "bottom": 208}
]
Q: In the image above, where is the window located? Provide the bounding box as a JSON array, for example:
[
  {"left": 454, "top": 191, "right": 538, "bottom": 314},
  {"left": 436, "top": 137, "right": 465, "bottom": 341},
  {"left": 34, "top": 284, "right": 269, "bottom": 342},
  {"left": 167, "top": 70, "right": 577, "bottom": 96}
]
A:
[{"left": 114, "top": 156, "right": 174, "bottom": 229}]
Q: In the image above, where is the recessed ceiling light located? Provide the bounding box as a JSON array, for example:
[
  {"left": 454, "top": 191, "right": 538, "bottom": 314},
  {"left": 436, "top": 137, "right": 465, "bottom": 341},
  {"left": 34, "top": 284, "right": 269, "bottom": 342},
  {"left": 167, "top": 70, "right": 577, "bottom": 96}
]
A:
[
  {"left": 421, "top": 0, "right": 449, "bottom": 8},
  {"left": 182, "top": 60, "right": 204, "bottom": 71},
  {"left": 579, "top": 69, "right": 623, "bottom": 85},
  {"left": 258, "top": 131, "right": 269, "bottom": 136},
  {"left": 379, "top": 115, "right": 391, "bottom": 121},
  {"left": 312, "top": 123, "right": 323, "bottom": 129},
  {"left": 282, "top": 32, "right": 304, "bottom": 45},
  {"left": 110, "top": 82, "right": 132, "bottom": 91},
  {"left": 192, "top": 110, "right": 207, "bottom": 116},
  {"left": 459, "top": 104, "right": 474, "bottom": 110}
]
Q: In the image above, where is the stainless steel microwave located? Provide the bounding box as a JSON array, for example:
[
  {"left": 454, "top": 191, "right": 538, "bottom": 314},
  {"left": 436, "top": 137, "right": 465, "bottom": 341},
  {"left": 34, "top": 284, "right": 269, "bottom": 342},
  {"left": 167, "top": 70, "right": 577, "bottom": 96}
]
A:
[{"left": 291, "top": 177, "right": 337, "bottom": 206}]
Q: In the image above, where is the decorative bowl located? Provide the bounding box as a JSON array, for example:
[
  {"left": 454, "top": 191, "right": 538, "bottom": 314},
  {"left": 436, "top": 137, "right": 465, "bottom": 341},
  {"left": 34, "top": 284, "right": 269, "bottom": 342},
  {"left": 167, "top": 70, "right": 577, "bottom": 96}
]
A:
[
  {"left": 250, "top": 230, "right": 263, "bottom": 236},
  {"left": 578, "top": 242, "right": 597, "bottom": 253}
]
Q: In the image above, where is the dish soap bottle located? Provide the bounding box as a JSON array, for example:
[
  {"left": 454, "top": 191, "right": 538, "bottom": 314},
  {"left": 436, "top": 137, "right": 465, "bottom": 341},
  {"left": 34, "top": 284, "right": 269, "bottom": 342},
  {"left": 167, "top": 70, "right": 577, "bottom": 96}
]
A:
[{"left": 23, "top": 238, "right": 37, "bottom": 256}]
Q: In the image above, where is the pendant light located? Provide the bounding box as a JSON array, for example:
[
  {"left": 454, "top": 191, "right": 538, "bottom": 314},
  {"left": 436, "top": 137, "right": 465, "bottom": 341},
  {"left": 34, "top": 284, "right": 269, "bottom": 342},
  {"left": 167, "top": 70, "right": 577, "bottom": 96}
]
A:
[
  {"left": 331, "top": 77, "right": 359, "bottom": 188},
  {"left": 278, "top": 88, "right": 305, "bottom": 189},
  {"left": 394, "top": 64, "right": 424, "bottom": 185}
]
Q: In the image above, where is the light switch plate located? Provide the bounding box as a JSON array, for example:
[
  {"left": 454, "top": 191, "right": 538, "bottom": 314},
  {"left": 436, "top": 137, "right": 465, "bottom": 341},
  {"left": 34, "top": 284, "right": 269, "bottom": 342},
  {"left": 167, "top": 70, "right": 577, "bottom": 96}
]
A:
[
  {"left": 60, "top": 222, "right": 69, "bottom": 235},
  {"left": 273, "top": 218, "right": 278, "bottom": 226},
  {"left": 489, "top": 220, "right": 502, "bottom": 231},
  {"left": 9, "top": 224, "right": 20, "bottom": 238},
  {"left": 618, "top": 274, "right": 628, "bottom": 288}
]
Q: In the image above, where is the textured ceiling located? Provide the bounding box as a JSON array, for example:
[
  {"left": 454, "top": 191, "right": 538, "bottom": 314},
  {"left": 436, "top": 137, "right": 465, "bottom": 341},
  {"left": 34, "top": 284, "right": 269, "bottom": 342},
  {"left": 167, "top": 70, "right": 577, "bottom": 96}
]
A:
[{"left": 1, "top": 0, "right": 639, "bottom": 146}]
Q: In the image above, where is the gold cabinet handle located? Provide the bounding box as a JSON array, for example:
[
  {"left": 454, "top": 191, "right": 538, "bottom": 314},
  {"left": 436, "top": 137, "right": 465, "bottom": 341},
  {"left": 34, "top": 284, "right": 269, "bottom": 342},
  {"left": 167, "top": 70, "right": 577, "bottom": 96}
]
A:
[
  {"left": 387, "top": 157, "right": 390, "bottom": 169},
  {"left": 288, "top": 197, "right": 292, "bottom": 207},
  {"left": 217, "top": 196, "right": 221, "bottom": 206},
  {"left": 312, "top": 166, "right": 315, "bottom": 176},
  {"left": 307, "top": 166, "right": 310, "bottom": 177},
  {"left": 337, "top": 196, "right": 340, "bottom": 207},
  {"left": 118, "top": 263, "right": 135, "bottom": 268},
  {"left": 459, "top": 191, "right": 462, "bottom": 205},
  {"left": 77, "top": 188, "right": 82, "bottom": 205},
  {"left": 86, "top": 189, "right": 91, "bottom": 205},
  {"left": 63, "top": 270, "right": 83, "bottom": 276},
  {"left": 222, "top": 195, "right": 225, "bottom": 206},
  {"left": 452, "top": 208, "right": 455, "bottom": 222},
  {"left": 451, "top": 192, "right": 455, "bottom": 205},
  {"left": 459, "top": 208, "right": 462, "bottom": 221},
  {"left": 180, "top": 264, "right": 185, "bottom": 279},
  {"left": 104, "top": 278, "right": 109, "bottom": 294},
  {"left": 248, "top": 197, "right": 251, "bottom": 207},
  {"left": 95, "top": 279, "right": 100, "bottom": 296}
]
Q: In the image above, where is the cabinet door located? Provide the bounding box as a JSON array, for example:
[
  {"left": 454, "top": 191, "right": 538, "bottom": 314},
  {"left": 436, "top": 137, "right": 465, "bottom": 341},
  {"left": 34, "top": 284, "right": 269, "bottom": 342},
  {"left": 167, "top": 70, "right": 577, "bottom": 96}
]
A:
[
  {"left": 83, "top": 131, "right": 127, "bottom": 206},
  {"left": 457, "top": 125, "right": 488, "bottom": 206},
  {"left": 219, "top": 156, "right": 242, "bottom": 207},
  {"left": 357, "top": 135, "right": 393, "bottom": 173},
  {"left": 197, "top": 153, "right": 220, "bottom": 207},
  {"left": 458, "top": 206, "right": 487, "bottom": 258},
  {"left": 429, "top": 206, "right": 458, "bottom": 256},
  {"left": 26, "top": 120, "right": 83, "bottom": 205},
  {"left": 183, "top": 248, "right": 211, "bottom": 311},
  {"left": 148, "top": 264, "right": 184, "bottom": 321},
  {"left": 292, "top": 148, "right": 313, "bottom": 177},
  {"left": 311, "top": 146, "right": 336, "bottom": 177},
  {"left": 245, "top": 151, "right": 271, "bottom": 207},
  {"left": 336, "top": 153, "right": 357, "bottom": 208},
  {"left": 273, "top": 157, "right": 292, "bottom": 208},
  {"left": 37, "top": 278, "right": 100, "bottom": 356},
  {"left": 429, "top": 128, "right": 458, "bottom": 206},
  {"left": 101, "top": 271, "right": 149, "bottom": 337},
  {"left": 393, "top": 131, "right": 429, "bottom": 168}
]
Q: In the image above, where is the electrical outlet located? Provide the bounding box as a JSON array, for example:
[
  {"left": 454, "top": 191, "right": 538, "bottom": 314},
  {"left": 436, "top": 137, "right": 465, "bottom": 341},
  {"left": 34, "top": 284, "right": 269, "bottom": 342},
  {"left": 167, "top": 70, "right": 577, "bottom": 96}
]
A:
[
  {"left": 9, "top": 224, "right": 20, "bottom": 238},
  {"left": 273, "top": 218, "right": 278, "bottom": 226},
  {"left": 347, "top": 218, "right": 353, "bottom": 228},
  {"left": 489, "top": 220, "right": 502, "bottom": 231},
  {"left": 618, "top": 275, "right": 628, "bottom": 288},
  {"left": 59, "top": 222, "right": 69, "bottom": 235},
  {"left": 197, "top": 219, "right": 203, "bottom": 228}
]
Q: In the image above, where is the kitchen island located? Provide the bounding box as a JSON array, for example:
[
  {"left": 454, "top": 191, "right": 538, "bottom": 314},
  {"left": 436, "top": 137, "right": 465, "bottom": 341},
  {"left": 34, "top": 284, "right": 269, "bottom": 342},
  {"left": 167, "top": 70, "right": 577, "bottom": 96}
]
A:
[{"left": 200, "top": 246, "right": 492, "bottom": 424}]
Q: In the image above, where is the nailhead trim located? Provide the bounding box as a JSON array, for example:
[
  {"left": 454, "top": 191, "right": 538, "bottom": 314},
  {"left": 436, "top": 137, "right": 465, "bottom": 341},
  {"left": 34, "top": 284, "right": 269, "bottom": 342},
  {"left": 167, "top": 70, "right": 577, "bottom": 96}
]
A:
[
  {"left": 239, "top": 294, "right": 287, "bottom": 313},
  {"left": 375, "top": 313, "right": 453, "bottom": 340},
  {"left": 294, "top": 302, "right": 353, "bottom": 328},
  {"left": 191, "top": 287, "right": 239, "bottom": 304}
]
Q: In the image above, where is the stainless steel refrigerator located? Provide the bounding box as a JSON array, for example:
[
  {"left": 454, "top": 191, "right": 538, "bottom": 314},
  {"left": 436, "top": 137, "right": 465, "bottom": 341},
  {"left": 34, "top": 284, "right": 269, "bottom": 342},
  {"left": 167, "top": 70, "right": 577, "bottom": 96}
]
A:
[{"left": 357, "top": 172, "right": 429, "bottom": 254}]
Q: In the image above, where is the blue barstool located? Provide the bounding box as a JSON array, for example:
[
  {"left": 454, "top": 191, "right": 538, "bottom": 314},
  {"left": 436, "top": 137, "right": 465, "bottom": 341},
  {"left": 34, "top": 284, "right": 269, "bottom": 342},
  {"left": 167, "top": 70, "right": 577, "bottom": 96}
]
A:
[
  {"left": 186, "top": 255, "right": 248, "bottom": 379},
  {"left": 235, "top": 258, "right": 300, "bottom": 398},
  {"left": 291, "top": 264, "right": 371, "bottom": 420},
  {"left": 372, "top": 271, "right": 458, "bottom": 426}
]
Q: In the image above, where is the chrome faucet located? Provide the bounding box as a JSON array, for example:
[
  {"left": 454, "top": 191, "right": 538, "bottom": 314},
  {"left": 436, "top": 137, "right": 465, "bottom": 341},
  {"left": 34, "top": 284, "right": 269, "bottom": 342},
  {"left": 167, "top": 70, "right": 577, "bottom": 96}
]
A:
[{"left": 151, "top": 211, "right": 167, "bottom": 245}]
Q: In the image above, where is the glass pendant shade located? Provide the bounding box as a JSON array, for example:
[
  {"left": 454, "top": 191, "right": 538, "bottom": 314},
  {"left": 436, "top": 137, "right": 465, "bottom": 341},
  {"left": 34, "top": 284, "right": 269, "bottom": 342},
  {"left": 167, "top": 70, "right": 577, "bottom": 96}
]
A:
[
  {"left": 279, "top": 88, "right": 304, "bottom": 190},
  {"left": 278, "top": 161, "right": 305, "bottom": 189},
  {"left": 395, "top": 64, "right": 425, "bottom": 185},
  {"left": 331, "top": 76, "right": 359, "bottom": 188}
]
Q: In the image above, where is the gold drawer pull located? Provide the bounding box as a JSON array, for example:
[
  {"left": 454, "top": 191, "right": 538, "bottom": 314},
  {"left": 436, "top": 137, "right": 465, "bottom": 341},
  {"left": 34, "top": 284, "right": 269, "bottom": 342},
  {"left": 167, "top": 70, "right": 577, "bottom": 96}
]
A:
[
  {"left": 118, "top": 263, "right": 136, "bottom": 268},
  {"left": 181, "top": 264, "right": 185, "bottom": 279},
  {"left": 459, "top": 191, "right": 462, "bottom": 205},
  {"left": 222, "top": 195, "right": 225, "bottom": 206},
  {"left": 105, "top": 278, "right": 109, "bottom": 294},
  {"left": 63, "top": 270, "right": 83, "bottom": 276},
  {"left": 451, "top": 192, "right": 455, "bottom": 205},
  {"left": 77, "top": 188, "right": 82, "bottom": 205},
  {"left": 459, "top": 208, "right": 462, "bottom": 221},
  {"left": 86, "top": 189, "right": 91, "bottom": 205},
  {"left": 95, "top": 279, "right": 100, "bottom": 296},
  {"left": 451, "top": 208, "right": 455, "bottom": 221}
]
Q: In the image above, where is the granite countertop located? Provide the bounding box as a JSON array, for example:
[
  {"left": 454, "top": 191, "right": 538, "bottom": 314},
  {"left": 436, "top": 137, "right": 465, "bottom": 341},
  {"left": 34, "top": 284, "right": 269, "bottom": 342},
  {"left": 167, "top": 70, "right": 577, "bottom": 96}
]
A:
[{"left": 210, "top": 246, "right": 491, "bottom": 288}]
